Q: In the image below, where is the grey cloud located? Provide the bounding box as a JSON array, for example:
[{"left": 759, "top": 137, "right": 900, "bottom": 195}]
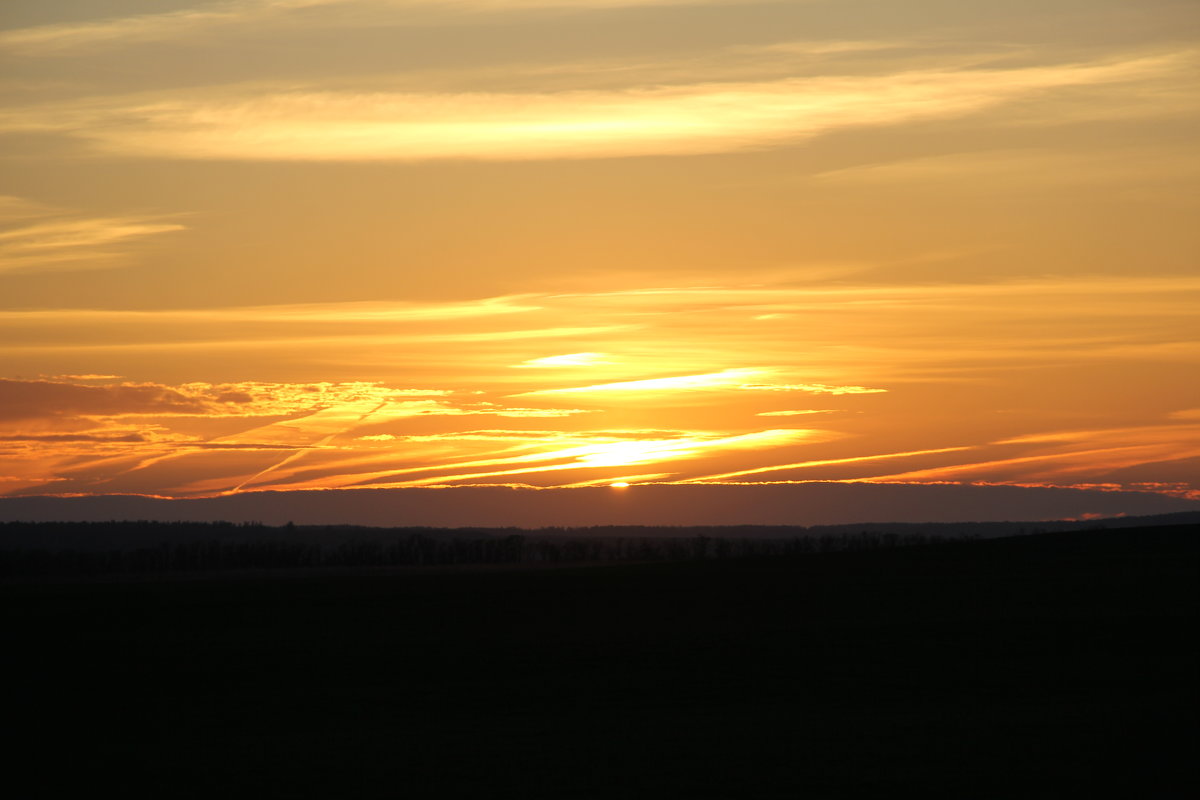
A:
[{"left": 0, "top": 378, "right": 216, "bottom": 421}]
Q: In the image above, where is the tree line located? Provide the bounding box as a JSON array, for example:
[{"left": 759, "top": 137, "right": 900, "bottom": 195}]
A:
[{"left": 0, "top": 521, "right": 955, "bottom": 577}]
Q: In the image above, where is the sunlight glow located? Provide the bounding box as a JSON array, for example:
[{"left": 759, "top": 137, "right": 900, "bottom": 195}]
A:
[
  {"left": 518, "top": 369, "right": 763, "bottom": 395},
  {"left": 515, "top": 352, "right": 610, "bottom": 368}
]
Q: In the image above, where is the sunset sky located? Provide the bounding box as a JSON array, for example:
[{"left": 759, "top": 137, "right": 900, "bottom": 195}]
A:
[{"left": 1, "top": 1, "right": 1197, "bottom": 515}]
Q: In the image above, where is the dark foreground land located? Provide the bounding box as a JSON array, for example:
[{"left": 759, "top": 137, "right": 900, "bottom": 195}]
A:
[{"left": 7, "top": 524, "right": 1198, "bottom": 798}]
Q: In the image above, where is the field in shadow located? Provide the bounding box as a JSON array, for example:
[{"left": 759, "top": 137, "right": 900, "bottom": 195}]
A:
[{"left": 6, "top": 523, "right": 1197, "bottom": 798}]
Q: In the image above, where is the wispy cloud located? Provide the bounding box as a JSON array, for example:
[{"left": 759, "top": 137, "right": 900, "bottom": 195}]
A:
[
  {"left": 863, "top": 423, "right": 1200, "bottom": 486},
  {"left": 514, "top": 352, "right": 611, "bottom": 368},
  {"left": 518, "top": 368, "right": 762, "bottom": 395},
  {"left": 517, "top": 369, "right": 885, "bottom": 396},
  {"left": 812, "top": 145, "right": 1200, "bottom": 188},
  {"left": 0, "top": 195, "right": 58, "bottom": 221},
  {"left": 287, "top": 427, "right": 827, "bottom": 490},
  {"left": 3, "top": 274, "right": 1197, "bottom": 499},
  {"left": 0, "top": 377, "right": 456, "bottom": 426},
  {"left": 863, "top": 445, "right": 1200, "bottom": 485},
  {"left": 683, "top": 446, "right": 972, "bottom": 482},
  {"left": 0, "top": 295, "right": 538, "bottom": 324},
  {"left": 0, "top": 1, "right": 344, "bottom": 55},
  {"left": 739, "top": 383, "right": 885, "bottom": 395},
  {"left": 3, "top": 275, "right": 1195, "bottom": 388},
  {"left": 0, "top": 378, "right": 222, "bottom": 422},
  {"left": 0, "top": 432, "right": 151, "bottom": 443},
  {"left": 0, "top": 324, "right": 627, "bottom": 355},
  {"left": 3, "top": 275, "right": 1195, "bottom": 380},
  {"left": 0, "top": 219, "right": 185, "bottom": 273},
  {"left": 4, "top": 54, "right": 1186, "bottom": 161},
  {"left": 757, "top": 409, "right": 836, "bottom": 417},
  {"left": 0, "top": 375, "right": 597, "bottom": 495},
  {"left": 0, "top": 198, "right": 184, "bottom": 274},
  {"left": 0, "top": 0, "right": 779, "bottom": 56}
]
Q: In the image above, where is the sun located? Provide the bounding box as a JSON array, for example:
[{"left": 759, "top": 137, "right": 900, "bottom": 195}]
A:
[{"left": 609, "top": 481, "right": 631, "bottom": 488}]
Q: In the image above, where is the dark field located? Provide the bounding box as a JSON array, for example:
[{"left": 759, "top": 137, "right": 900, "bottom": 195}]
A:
[{"left": 7, "top": 524, "right": 1198, "bottom": 798}]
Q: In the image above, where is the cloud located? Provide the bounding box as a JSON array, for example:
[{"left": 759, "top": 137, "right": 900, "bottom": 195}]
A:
[
  {"left": 4, "top": 54, "right": 1186, "bottom": 161},
  {"left": 756, "top": 409, "right": 836, "bottom": 417},
  {"left": 515, "top": 352, "right": 611, "bottom": 368},
  {"left": 180, "top": 425, "right": 830, "bottom": 495},
  {"left": 0, "top": 295, "right": 538, "bottom": 324},
  {"left": 3, "top": 276, "right": 1195, "bottom": 391},
  {"left": 0, "top": 378, "right": 217, "bottom": 422},
  {"left": 0, "top": 1, "right": 347, "bottom": 55},
  {"left": 334, "top": 399, "right": 590, "bottom": 419},
  {"left": 863, "top": 445, "right": 1200, "bottom": 485},
  {"left": 864, "top": 423, "right": 1200, "bottom": 487},
  {"left": 0, "top": 195, "right": 59, "bottom": 221},
  {"left": 738, "top": 383, "right": 886, "bottom": 395},
  {"left": 0, "top": 324, "right": 630, "bottom": 355},
  {"left": 0, "top": 375, "right": 589, "bottom": 496},
  {"left": 314, "top": 427, "right": 827, "bottom": 490},
  {"left": 2, "top": 275, "right": 1196, "bottom": 499},
  {"left": 0, "top": 199, "right": 185, "bottom": 274},
  {"left": 0, "top": 0, "right": 782, "bottom": 56},
  {"left": 518, "top": 368, "right": 763, "bottom": 395},
  {"left": 0, "top": 378, "right": 470, "bottom": 427},
  {"left": 682, "top": 446, "right": 972, "bottom": 482},
  {"left": 812, "top": 146, "right": 1200, "bottom": 188},
  {"left": 0, "top": 432, "right": 149, "bottom": 443},
  {"left": 518, "top": 369, "right": 885, "bottom": 397}
]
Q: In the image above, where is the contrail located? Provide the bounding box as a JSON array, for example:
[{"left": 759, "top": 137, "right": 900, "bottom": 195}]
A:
[{"left": 227, "top": 400, "right": 389, "bottom": 494}]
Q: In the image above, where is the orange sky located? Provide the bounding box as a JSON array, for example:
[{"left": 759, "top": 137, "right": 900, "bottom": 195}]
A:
[{"left": 1, "top": 1, "right": 1197, "bottom": 512}]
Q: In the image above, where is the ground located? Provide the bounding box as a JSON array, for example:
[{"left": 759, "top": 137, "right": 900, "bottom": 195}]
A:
[{"left": 6, "top": 525, "right": 1197, "bottom": 798}]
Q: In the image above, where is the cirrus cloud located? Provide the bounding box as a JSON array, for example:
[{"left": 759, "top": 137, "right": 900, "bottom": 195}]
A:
[
  {"left": 3, "top": 54, "right": 1187, "bottom": 162},
  {"left": 0, "top": 196, "right": 185, "bottom": 274}
]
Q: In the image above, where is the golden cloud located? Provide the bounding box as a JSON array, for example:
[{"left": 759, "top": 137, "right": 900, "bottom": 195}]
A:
[{"left": 5, "top": 54, "right": 1187, "bottom": 161}]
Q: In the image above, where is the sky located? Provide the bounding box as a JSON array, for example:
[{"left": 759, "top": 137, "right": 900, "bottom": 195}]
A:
[{"left": 1, "top": 0, "right": 1198, "bottom": 519}]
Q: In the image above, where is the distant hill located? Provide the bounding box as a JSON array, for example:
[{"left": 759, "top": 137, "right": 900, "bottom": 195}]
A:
[
  {"left": 3, "top": 509, "right": 1198, "bottom": 551},
  {"left": 0, "top": 481, "right": 1196, "bottom": 528}
]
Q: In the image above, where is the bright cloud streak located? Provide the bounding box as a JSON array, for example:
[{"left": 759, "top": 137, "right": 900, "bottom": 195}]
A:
[
  {"left": 3, "top": 55, "right": 1186, "bottom": 161},
  {"left": 739, "top": 383, "right": 886, "bottom": 395},
  {"left": 515, "top": 352, "right": 611, "bottom": 368},
  {"left": 0, "top": 199, "right": 185, "bottom": 274},
  {"left": 685, "top": 446, "right": 973, "bottom": 482},
  {"left": 863, "top": 446, "right": 1200, "bottom": 484},
  {"left": 518, "top": 368, "right": 763, "bottom": 395},
  {"left": 520, "top": 369, "right": 886, "bottom": 397},
  {"left": 186, "top": 427, "right": 821, "bottom": 494},
  {"left": 328, "top": 428, "right": 821, "bottom": 489},
  {"left": 757, "top": 410, "right": 835, "bottom": 417},
  {"left": 0, "top": 296, "right": 538, "bottom": 323}
]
